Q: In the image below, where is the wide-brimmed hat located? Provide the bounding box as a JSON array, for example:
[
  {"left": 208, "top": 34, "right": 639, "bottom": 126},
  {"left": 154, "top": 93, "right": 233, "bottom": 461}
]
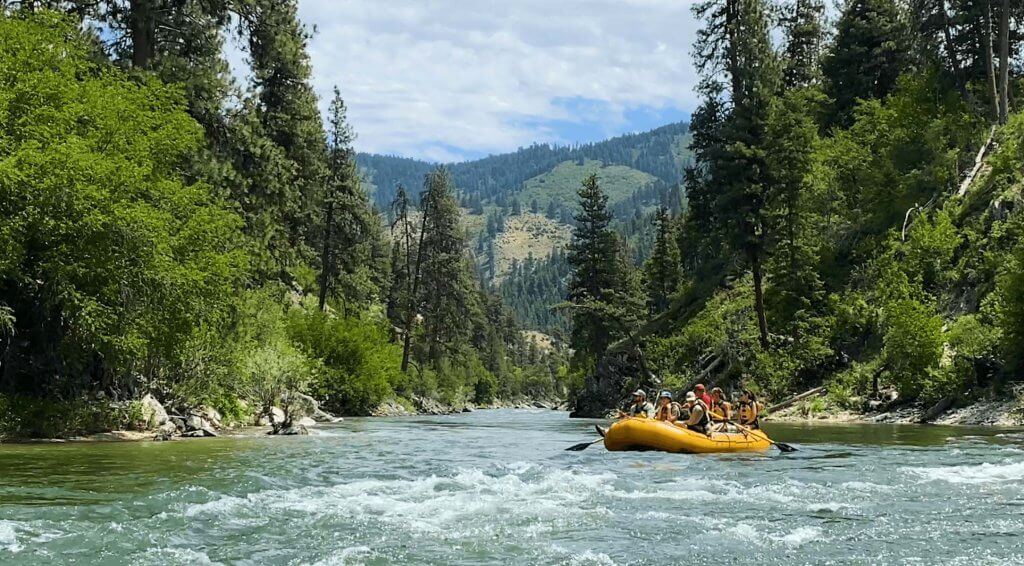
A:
[
  {"left": 658, "top": 390, "right": 672, "bottom": 400},
  {"left": 632, "top": 389, "right": 646, "bottom": 398},
  {"left": 685, "top": 392, "right": 697, "bottom": 402}
]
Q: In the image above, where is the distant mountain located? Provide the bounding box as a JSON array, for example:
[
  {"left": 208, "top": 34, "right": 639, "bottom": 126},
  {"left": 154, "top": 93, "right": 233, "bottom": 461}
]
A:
[
  {"left": 357, "top": 121, "right": 691, "bottom": 209},
  {"left": 357, "top": 121, "right": 692, "bottom": 336}
]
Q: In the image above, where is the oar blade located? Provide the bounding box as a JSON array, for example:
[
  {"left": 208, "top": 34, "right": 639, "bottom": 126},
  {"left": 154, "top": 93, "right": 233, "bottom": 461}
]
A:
[
  {"left": 565, "top": 438, "right": 603, "bottom": 451},
  {"left": 774, "top": 442, "right": 798, "bottom": 453}
]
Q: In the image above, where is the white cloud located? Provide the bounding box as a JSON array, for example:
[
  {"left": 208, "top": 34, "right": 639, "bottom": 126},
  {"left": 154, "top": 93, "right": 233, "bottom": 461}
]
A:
[{"left": 283, "top": 1, "right": 701, "bottom": 161}]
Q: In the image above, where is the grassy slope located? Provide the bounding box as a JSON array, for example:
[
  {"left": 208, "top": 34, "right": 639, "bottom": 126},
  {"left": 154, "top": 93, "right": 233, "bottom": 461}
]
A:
[{"left": 518, "top": 159, "right": 657, "bottom": 210}]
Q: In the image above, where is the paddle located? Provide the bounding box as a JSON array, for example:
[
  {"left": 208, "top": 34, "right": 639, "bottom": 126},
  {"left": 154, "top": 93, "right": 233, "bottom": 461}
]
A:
[
  {"left": 727, "top": 420, "right": 798, "bottom": 453},
  {"left": 565, "top": 437, "right": 603, "bottom": 451},
  {"left": 564, "top": 424, "right": 609, "bottom": 451}
]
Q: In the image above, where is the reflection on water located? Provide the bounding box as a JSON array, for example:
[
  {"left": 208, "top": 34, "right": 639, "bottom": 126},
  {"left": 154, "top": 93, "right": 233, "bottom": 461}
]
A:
[{"left": 1, "top": 410, "right": 1022, "bottom": 564}]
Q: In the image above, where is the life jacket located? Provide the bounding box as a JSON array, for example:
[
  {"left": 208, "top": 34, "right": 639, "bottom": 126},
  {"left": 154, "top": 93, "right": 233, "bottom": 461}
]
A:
[
  {"left": 711, "top": 399, "right": 731, "bottom": 421},
  {"left": 691, "top": 399, "right": 711, "bottom": 430},
  {"left": 656, "top": 402, "right": 682, "bottom": 421},
  {"left": 738, "top": 401, "right": 760, "bottom": 428}
]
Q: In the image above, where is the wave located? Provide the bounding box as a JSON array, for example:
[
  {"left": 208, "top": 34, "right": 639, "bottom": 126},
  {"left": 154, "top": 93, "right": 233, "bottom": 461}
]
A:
[
  {"left": 906, "top": 460, "right": 1024, "bottom": 484},
  {"left": 181, "top": 465, "right": 619, "bottom": 538},
  {"left": 0, "top": 520, "right": 22, "bottom": 554}
]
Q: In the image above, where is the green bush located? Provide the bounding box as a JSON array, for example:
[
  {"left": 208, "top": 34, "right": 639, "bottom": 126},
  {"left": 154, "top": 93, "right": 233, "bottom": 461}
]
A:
[
  {"left": 882, "top": 299, "right": 944, "bottom": 399},
  {"left": 287, "top": 311, "right": 403, "bottom": 415},
  {"left": 0, "top": 395, "right": 140, "bottom": 440}
]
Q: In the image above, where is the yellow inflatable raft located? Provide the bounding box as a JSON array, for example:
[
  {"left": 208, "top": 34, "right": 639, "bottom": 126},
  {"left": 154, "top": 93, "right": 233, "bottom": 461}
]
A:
[{"left": 603, "top": 417, "right": 773, "bottom": 453}]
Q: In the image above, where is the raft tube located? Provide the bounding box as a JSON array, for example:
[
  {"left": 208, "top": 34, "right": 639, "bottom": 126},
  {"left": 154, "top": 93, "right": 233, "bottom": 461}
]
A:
[{"left": 603, "top": 417, "right": 773, "bottom": 453}]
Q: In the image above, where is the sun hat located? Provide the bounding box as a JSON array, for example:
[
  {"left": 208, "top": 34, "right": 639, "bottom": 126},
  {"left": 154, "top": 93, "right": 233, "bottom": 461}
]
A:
[
  {"left": 632, "top": 389, "right": 646, "bottom": 398},
  {"left": 658, "top": 390, "right": 672, "bottom": 400},
  {"left": 685, "top": 392, "right": 697, "bottom": 402}
]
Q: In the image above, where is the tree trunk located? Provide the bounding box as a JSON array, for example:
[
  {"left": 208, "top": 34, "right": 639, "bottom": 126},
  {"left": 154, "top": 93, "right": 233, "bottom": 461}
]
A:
[
  {"left": 750, "top": 249, "right": 769, "bottom": 349},
  {"left": 985, "top": 4, "right": 1000, "bottom": 122},
  {"left": 998, "top": 0, "right": 1010, "bottom": 124},
  {"left": 401, "top": 198, "right": 430, "bottom": 373},
  {"left": 318, "top": 197, "right": 334, "bottom": 312},
  {"left": 941, "top": 3, "right": 968, "bottom": 98},
  {"left": 129, "top": 0, "right": 155, "bottom": 69}
]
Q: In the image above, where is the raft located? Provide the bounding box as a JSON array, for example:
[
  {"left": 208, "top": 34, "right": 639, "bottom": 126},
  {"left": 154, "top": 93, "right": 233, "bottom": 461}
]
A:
[{"left": 603, "top": 417, "right": 773, "bottom": 453}]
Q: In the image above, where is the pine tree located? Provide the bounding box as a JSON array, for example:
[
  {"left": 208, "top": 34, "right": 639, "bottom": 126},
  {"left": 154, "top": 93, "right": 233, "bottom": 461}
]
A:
[
  {"left": 822, "top": 0, "right": 909, "bottom": 126},
  {"left": 416, "top": 167, "right": 480, "bottom": 366},
  {"left": 565, "top": 174, "right": 629, "bottom": 363},
  {"left": 691, "top": 0, "right": 782, "bottom": 348},
  {"left": 319, "top": 87, "right": 380, "bottom": 314},
  {"left": 642, "top": 207, "right": 682, "bottom": 314},
  {"left": 239, "top": 0, "right": 329, "bottom": 270},
  {"left": 782, "top": 0, "right": 825, "bottom": 88}
]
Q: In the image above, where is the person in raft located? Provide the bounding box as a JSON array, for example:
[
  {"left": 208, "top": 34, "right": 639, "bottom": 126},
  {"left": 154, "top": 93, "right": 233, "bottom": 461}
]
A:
[
  {"left": 710, "top": 387, "right": 732, "bottom": 422},
  {"left": 682, "top": 391, "right": 711, "bottom": 434},
  {"left": 618, "top": 389, "right": 654, "bottom": 418},
  {"left": 694, "top": 383, "right": 713, "bottom": 407},
  {"left": 737, "top": 389, "right": 761, "bottom": 429},
  {"left": 653, "top": 391, "right": 682, "bottom": 423}
]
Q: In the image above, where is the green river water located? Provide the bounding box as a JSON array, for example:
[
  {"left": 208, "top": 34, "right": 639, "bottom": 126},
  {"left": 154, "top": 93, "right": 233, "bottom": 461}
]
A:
[{"left": 2, "top": 409, "right": 1023, "bottom": 565}]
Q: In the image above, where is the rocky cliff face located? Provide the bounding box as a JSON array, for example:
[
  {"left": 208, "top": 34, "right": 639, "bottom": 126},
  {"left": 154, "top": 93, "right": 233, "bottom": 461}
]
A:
[{"left": 569, "top": 353, "right": 655, "bottom": 418}]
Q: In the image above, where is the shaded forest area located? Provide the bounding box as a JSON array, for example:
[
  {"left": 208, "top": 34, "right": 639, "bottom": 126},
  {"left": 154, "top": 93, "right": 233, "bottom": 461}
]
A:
[
  {"left": 0, "top": 3, "right": 564, "bottom": 438},
  {"left": 568, "top": 0, "right": 1024, "bottom": 417}
]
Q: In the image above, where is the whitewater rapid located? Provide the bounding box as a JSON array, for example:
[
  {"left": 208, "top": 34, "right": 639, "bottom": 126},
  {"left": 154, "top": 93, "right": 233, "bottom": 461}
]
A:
[{"left": 2, "top": 411, "right": 1024, "bottom": 564}]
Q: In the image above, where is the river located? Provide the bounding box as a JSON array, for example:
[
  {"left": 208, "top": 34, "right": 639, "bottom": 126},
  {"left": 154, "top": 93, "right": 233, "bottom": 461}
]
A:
[{"left": 1, "top": 409, "right": 1023, "bottom": 565}]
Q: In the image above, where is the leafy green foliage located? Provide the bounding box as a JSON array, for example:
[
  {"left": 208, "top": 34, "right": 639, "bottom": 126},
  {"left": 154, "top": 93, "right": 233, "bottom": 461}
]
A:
[
  {"left": 881, "top": 299, "right": 944, "bottom": 398},
  {"left": 0, "top": 13, "right": 246, "bottom": 394},
  {"left": 288, "top": 311, "right": 403, "bottom": 415}
]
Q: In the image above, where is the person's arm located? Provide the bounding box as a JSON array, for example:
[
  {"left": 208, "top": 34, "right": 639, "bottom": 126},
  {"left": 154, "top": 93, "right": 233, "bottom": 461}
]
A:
[
  {"left": 685, "top": 407, "right": 701, "bottom": 426},
  {"left": 645, "top": 403, "right": 655, "bottom": 418}
]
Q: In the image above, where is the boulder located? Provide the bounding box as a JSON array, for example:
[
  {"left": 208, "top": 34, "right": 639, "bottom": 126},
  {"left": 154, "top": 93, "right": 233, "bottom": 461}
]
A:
[
  {"left": 182, "top": 427, "right": 218, "bottom": 438},
  {"left": 140, "top": 394, "right": 169, "bottom": 429},
  {"left": 570, "top": 353, "right": 646, "bottom": 418},
  {"left": 285, "top": 392, "right": 319, "bottom": 418},
  {"left": 271, "top": 424, "right": 308, "bottom": 436},
  {"left": 197, "top": 406, "right": 222, "bottom": 429},
  {"left": 185, "top": 415, "right": 209, "bottom": 432},
  {"left": 169, "top": 415, "right": 187, "bottom": 432},
  {"left": 372, "top": 400, "right": 412, "bottom": 417},
  {"left": 256, "top": 407, "right": 286, "bottom": 426},
  {"left": 295, "top": 416, "right": 317, "bottom": 427},
  {"left": 153, "top": 421, "right": 178, "bottom": 441}
]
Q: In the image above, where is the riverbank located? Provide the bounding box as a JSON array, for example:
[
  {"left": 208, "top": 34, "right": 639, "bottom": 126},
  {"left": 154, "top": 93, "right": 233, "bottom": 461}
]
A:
[
  {"left": 0, "top": 392, "right": 570, "bottom": 443},
  {"left": 767, "top": 386, "right": 1024, "bottom": 427}
]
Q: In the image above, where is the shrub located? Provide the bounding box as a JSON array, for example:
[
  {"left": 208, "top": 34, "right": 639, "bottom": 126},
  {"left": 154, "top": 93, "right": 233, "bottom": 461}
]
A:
[
  {"left": 287, "top": 311, "right": 403, "bottom": 415},
  {"left": 882, "top": 299, "right": 944, "bottom": 399}
]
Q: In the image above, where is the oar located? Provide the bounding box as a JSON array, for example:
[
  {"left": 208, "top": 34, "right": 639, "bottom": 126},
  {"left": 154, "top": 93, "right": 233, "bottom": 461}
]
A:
[
  {"left": 565, "top": 437, "right": 603, "bottom": 451},
  {"left": 729, "top": 421, "right": 798, "bottom": 453},
  {"left": 564, "top": 425, "right": 609, "bottom": 451}
]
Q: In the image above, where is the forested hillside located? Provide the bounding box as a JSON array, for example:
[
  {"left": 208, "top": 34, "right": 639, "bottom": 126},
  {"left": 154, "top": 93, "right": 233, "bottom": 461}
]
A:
[
  {"left": 359, "top": 122, "right": 689, "bottom": 337},
  {"left": 0, "top": 6, "right": 564, "bottom": 439},
  {"left": 569, "top": 0, "right": 1024, "bottom": 419}
]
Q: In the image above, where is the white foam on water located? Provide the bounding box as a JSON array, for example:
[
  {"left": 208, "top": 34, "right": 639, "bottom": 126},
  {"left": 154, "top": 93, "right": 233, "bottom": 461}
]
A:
[
  {"left": 0, "top": 520, "right": 22, "bottom": 554},
  {"left": 142, "top": 547, "right": 221, "bottom": 565},
  {"left": 182, "top": 465, "right": 618, "bottom": 540},
  {"left": 840, "top": 481, "right": 895, "bottom": 493},
  {"left": 779, "top": 526, "right": 822, "bottom": 547},
  {"left": 906, "top": 460, "right": 1024, "bottom": 484},
  {"left": 564, "top": 550, "right": 617, "bottom": 566},
  {"left": 311, "top": 546, "right": 375, "bottom": 566},
  {"left": 725, "top": 522, "right": 824, "bottom": 548}
]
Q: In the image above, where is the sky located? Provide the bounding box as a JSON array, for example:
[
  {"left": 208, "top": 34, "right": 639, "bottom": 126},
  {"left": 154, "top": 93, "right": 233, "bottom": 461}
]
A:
[{"left": 231, "top": 0, "right": 701, "bottom": 163}]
